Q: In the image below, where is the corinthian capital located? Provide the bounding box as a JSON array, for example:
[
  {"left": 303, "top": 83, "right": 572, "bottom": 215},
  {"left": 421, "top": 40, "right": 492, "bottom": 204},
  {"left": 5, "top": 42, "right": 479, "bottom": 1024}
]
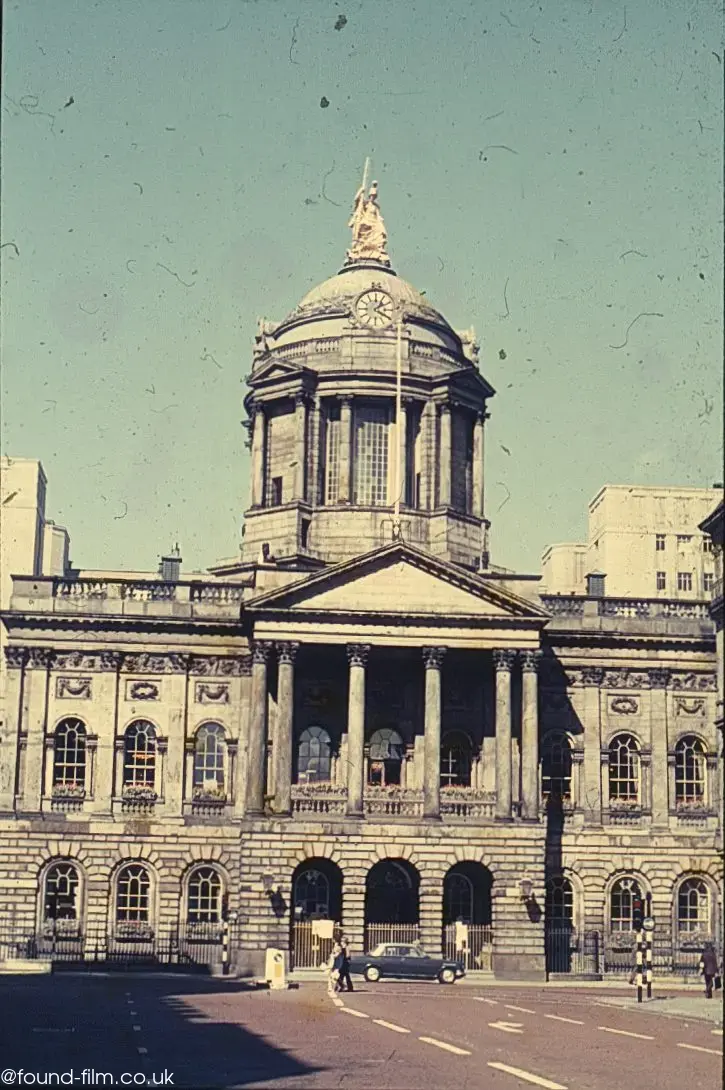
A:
[
  {"left": 251, "top": 641, "right": 272, "bottom": 665},
  {"left": 493, "top": 649, "right": 517, "bottom": 672},
  {"left": 347, "top": 644, "right": 370, "bottom": 668},
  {"left": 422, "top": 647, "right": 446, "bottom": 670},
  {"left": 649, "top": 667, "right": 671, "bottom": 689},
  {"left": 276, "top": 641, "right": 299, "bottom": 665},
  {"left": 520, "top": 649, "right": 542, "bottom": 673}
]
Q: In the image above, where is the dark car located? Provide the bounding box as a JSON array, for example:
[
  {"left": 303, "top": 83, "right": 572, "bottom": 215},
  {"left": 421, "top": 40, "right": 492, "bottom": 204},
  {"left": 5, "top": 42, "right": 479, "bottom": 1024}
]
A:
[{"left": 348, "top": 942, "right": 465, "bottom": 984}]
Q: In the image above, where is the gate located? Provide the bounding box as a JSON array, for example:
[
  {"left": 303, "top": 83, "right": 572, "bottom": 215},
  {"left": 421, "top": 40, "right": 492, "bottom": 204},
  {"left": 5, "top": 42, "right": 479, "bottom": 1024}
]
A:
[
  {"left": 364, "top": 923, "right": 420, "bottom": 952},
  {"left": 442, "top": 924, "right": 493, "bottom": 971},
  {"left": 290, "top": 921, "right": 335, "bottom": 969},
  {"left": 546, "top": 928, "right": 600, "bottom": 976}
]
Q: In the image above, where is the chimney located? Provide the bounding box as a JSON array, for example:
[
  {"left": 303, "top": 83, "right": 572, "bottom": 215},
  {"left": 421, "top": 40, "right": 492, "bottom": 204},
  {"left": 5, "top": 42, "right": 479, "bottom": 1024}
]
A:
[{"left": 159, "top": 543, "right": 182, "bottom": 582}]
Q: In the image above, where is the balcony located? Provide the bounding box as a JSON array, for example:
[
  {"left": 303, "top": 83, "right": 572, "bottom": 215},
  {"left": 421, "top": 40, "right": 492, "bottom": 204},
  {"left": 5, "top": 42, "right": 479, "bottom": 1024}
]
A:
[{"left": 290, "top": 784, "right": 496, "bottom": 820}]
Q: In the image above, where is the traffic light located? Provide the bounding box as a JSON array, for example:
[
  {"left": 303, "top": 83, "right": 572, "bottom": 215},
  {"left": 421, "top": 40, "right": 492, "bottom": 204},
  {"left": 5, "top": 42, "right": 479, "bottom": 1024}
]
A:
[{"left": 632, "top": 897, "right": 644, "bottom": 932}]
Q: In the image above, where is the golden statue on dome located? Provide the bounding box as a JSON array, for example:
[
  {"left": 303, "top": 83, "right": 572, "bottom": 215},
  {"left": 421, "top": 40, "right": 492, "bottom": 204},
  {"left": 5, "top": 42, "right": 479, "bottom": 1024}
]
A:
[{"left": 346, "top": 160, "right": 390, "bottom": 267}]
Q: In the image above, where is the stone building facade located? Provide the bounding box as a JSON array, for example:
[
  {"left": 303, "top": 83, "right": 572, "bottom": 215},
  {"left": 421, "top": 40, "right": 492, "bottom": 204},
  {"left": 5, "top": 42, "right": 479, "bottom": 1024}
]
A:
[{"left": 0, "top": 188, "right": 721, "bottom": 980}]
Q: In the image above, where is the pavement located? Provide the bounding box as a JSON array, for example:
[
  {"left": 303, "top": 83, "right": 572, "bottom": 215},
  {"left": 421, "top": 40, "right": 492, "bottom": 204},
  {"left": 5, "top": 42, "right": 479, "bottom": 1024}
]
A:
[{"left": 0, "top": 973, "right": 722, "bottom": 1089}]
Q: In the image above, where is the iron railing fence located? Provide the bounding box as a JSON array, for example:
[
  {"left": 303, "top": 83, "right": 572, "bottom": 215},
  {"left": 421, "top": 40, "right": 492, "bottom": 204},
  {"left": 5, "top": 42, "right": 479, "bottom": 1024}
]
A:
[
  {"left": 290, "top": 921, "right": 336, "bottom": 970},
  {"left": 0, "top": 921, "right": 232, "bottom": 971},
  {"left": 442, "top": 924, "right": 494, "bottom": 971},
  {"left": 364, "top": 923, "right": 421, "bottom": 953},
  {"left": 602, "top": 933, "right": 720, "bottom": 978},
  {"left": 545, "top": 928, "right": 601, "bottom": 976}
]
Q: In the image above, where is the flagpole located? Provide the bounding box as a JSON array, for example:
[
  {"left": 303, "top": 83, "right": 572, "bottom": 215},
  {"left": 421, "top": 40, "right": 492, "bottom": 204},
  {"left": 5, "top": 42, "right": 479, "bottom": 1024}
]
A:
[{"left": 393, "top": 316, "right": 403, "bottom": 536}]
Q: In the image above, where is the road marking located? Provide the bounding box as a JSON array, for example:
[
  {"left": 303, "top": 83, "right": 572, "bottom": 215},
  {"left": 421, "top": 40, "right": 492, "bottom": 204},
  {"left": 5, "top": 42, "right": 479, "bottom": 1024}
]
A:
[
  {"left": 506, "top": 1004, "right": 537, "bottom": 1014},
  {"left": 137, "top": 1047, "right": 147, "bottom": 1055},
  {"left": 544, "top": 1014, "right": 585, "bottom": 1026},
  {"left": 419, "top": 1036, "right": 471, "bottom": 1055},
  {"left": 339, "top": 1008, "right": 369, "bottom": 1019},
  {"left": 489, "top": 1020, "right": 524, "bottom": 1034},
  {"left": 676, "top": 1043, "right": 723, "bottom": 1056},
  {"left": 373, "top": 1018, "right": 410, "bottom": 1034},
  {"left": 597, "top": 1026, "right": 654, "bottom": 1040},
  {"left": 488, "top": 1061, "right": 567, "bottom": 1089},
  {"left": 712, "top": 1029, "right": 722, "bottom": 1036},
  {"left": 332, "top": 997, "right": 344, "bottom": 1007},
  {"left": 132, "top": 1025, "right": 142, "bottom": 1032},
  {"left": 130, "top": 1010, "right": 137, "bottom": 1016},
  {"left": 473, "top": 997, "right": 498, "bottom": 1005}
]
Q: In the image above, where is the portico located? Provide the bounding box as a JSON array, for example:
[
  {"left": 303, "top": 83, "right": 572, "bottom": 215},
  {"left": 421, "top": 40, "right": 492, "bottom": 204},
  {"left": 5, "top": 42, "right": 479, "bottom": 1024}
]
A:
[{"left": 242, "top": 540, "right": 548, "bottom": 823}]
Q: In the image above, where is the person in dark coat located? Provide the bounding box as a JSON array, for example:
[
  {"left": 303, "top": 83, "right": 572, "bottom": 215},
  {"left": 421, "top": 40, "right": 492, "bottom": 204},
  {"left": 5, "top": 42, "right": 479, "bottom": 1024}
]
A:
[
  {"left": 699, "top": 943, "right": 719, "bottom": 998},
  {"left": 338, "top": 936, "right": 354, "bottom": 993}
]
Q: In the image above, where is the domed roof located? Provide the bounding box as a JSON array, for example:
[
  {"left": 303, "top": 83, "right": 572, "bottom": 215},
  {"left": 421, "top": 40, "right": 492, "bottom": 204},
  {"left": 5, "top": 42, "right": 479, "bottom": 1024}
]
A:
[{"left": 280, "top": 261, "right": 454, "bottom": 333}]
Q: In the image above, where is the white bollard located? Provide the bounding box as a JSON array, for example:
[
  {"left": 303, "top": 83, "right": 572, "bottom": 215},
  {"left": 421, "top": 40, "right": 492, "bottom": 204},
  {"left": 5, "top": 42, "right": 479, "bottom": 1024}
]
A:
[{"left": 265, "top": 947, "right": 287, "bottom": 990}]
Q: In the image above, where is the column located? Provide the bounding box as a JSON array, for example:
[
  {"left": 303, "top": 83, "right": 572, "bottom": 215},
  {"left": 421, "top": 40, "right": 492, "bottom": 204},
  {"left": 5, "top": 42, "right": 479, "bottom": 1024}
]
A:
[
  {"left": 250, "top": 403, "right": 266, "bottom": 508},
  {"left": 520, "top": 650, "right": 541, "bottom": 821},
  {"left": 293, "top": 394, "right": 308, "bottom": 502},
  {"left": 395, "top": 398, "right": 409, "bottom": 507},
  {"left": 472, "top": 412, "right": 485, "bottom": 518},
  {"left": 246, "top": 642, "right": 271, "bottom": 815},
  {"left": 422, "top": 647, "right": 446, "bottom": 819},
  {"left": 649, "top": 668, "right": 670, "bottom": 826},
  {"left": 0, "top": 648, "right": 25, "bottom": 811},
  {"left": 493, "top": 650, "right": 516, "bottom": 820},
  {"left": 339, "top": 396, "right": 353, "bottom": 504},
  {"left": 20, "top": 649, "right": 52, "bottom": 811},
  {"left": 581, "top": 668, "right": 604, "bottom": 821},
  {"left": 273, "top": 641, "right": 298, "bottom": 815},
  {"left": 438, "top": 402, "right": 451, "bottom": 508},
  {"left": 346, "top": 644, "right": 369, "bottom": 816},
  {"left": 90, "top": 653, "right": 121, "bottom": 815}
]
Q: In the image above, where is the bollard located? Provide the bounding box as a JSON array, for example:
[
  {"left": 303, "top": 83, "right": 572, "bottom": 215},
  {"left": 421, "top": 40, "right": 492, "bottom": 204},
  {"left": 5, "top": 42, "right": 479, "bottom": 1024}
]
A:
[
  {"left": 221, "top": 919, "right": 230, "bottom": 976},
  {"left": 645, "top": 930, "right": 653, "bottom": 999},
  {"left": 635, "top": 930, "right": 643, "bottom": 1003}
]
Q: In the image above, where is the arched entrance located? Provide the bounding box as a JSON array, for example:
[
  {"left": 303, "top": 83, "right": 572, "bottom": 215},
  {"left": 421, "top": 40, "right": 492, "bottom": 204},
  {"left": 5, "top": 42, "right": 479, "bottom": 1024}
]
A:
[
  {"left": 289, "top": 859, "right": 342, "bottom": 969},
  {"left": 442, "top": 863, "right": 493, "bottom": 971},
  {"left": 364, "top": 859, "right": 420, "bottom": 951}
]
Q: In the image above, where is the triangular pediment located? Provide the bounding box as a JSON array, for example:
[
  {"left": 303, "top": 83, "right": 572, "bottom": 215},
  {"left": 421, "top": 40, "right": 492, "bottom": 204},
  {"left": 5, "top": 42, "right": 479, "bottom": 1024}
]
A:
[
  {"left": 246, "top": 542, "right": 548, "bottom": 621},
  {"left": 248, "top": 358, "right": 305, "bottom": 386}
]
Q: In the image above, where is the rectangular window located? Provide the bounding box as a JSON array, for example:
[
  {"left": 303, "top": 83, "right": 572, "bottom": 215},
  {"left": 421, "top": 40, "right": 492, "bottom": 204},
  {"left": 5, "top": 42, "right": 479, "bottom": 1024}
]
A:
[
  {"left": 354, "top": 404, "right": 390, "bottom": 506},
  {"left": 677, "top": 571, "right": 693, "bottom": 592},
  {"left": 677, "top": 534, "right": 692, "bottom": 545},
  {"left": 703, "top": 537, "right": 713, "bottom": 553},
  {"left": 270, "top": 477, "right": 283, "bottom": 507},
  {"left": 655, "top": 534, "right": 666, "bottom": 551},
  {"left": 703, "top": 572, "right": 714, "bottom": 592},
  {"left": 324, "top": 405, "right": 341, "bottom": 504},
  {"left": 656, "top": 571, "right": 666, "bottom": 591}
]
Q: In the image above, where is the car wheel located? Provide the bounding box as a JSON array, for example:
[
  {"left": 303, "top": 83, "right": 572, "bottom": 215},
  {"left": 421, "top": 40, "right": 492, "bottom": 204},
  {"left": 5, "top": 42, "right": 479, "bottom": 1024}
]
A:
[
  {"left": 438, "top": 967, "right": 457, "bottom": 985},
  {"left": 364, "top": 965, "right": 381, "bottom": 982}
]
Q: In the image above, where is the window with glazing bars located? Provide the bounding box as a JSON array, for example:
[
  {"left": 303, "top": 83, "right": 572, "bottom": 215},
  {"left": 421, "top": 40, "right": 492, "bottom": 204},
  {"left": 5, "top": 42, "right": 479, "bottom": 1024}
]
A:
[
  {"left": 677, "top": 878, "right": 710, "bottom": 934},
  {"left": 44, "top": 862, "right": 80, "bottom": 920},
  {"left": 354, "top": 404, "right": 389, "bottom": 506},
  {"left": 116, "top": 864, "right": 150, "bottom": 922},
  {"left": 193, "top": 724, "right": 225, "bottom": 790},
  {"left": 123, "top": 721, "right": 156, "bottom": 787},
  {"left": 324, "top": 407, "right": 341, "bottom": 504},
  {"left": 541, "top": 734, "right": 572, "bottom": 799},
  {"left": 675, "top": 736, "right": 706, "bottom": 804},
  {"left": 53, "top": 718, "right": 87, "bottom": 788},
  {"left": 608, "top": 735, "right": 640, "bottom": 802},
  {"left": 609, "top": 876, "right": 641, "bottom": 931},
  {"left": 187, "top": 866, "right": 223, "bottom": 924}
]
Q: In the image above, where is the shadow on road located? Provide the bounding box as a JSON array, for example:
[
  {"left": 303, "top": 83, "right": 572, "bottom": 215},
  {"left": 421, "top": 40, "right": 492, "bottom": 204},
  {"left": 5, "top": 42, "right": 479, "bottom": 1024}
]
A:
[{"left": 0, "top": 975, "right": 324, "bottom": 1089}]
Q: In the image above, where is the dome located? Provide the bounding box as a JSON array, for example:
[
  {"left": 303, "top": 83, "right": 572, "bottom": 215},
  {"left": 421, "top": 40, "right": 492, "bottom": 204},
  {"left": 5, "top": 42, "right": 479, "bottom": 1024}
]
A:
[{"left": 278, "top": 261, "right": 455, "bottom": 336}]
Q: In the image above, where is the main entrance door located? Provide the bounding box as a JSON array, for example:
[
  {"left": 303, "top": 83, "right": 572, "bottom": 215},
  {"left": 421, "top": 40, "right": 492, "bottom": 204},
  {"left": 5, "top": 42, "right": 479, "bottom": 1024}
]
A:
[{"left": 364, "top": 859, "right": 420, "bottom": 952}]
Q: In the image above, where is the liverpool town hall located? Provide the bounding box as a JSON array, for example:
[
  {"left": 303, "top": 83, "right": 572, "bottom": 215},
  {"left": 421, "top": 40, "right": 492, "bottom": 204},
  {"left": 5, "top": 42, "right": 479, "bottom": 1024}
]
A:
[{"left": 0, "top": 184, "right": 722, "bottom": 981}]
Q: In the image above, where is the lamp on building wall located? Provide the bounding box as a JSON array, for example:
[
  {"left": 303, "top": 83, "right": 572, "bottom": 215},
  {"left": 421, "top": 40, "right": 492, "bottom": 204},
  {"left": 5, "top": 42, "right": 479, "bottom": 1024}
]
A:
[
  {"left": 262, "top": 874, "right": 280, "bottom": 897},
  {"left": 519, "top": 878, "right": 534, "bottom": 903}
]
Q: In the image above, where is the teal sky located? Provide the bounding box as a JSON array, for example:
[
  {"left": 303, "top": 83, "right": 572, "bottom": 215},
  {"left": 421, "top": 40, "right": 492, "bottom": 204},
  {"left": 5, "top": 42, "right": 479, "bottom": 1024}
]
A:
[{"left": 2, "top": 0, "right": 722, "bottom": 575}]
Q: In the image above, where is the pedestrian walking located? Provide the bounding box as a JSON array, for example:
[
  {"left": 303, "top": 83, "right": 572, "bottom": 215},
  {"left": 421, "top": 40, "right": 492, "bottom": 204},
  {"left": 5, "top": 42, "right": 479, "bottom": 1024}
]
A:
[
  {"left": 338, "top": 936, "right": 354, "bottom": 993},
  {"left": 327, "top": 943, "right": 344, "bottom": 997},
  {"left": 699, "top": 942, "right": 719, "bottom": 999}
]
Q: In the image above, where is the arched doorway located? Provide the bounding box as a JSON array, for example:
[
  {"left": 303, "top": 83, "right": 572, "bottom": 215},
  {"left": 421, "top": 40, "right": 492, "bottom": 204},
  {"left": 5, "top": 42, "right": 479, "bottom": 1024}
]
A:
[
  {"left": 289, "top": 859, "right": 342, "bottom": 969},
  {"left": 442, "top": 863, "right": 493, "bottom": 971},
  {"left": 545, "top": 874, "right": 575, "bottom": 974},
  {"left": 365, "top": 859, "right": 420, "bottom": 951}
]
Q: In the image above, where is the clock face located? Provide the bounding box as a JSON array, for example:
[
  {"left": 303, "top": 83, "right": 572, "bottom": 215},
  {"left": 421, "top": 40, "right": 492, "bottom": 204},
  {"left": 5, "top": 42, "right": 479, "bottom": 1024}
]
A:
[{"left": 355, "top": 289, "right": 394, "bottom": 328}]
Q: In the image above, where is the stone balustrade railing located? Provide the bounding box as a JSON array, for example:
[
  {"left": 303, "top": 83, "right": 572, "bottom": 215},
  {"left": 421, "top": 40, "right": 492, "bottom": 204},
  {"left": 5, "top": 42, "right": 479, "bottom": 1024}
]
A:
[
  {"left": 9, "top": 576, "right": 249, "bottom": 615},
  {"left": 540, "top": 595, "right": 711, "bottom": 621},
  {"left": 364, "top": 787, "right": 423, "bottom": 817},
  {"left": 440, "top": 787, "right": 496, "bottom": 818},
  {"left": 291, "top": 784, "right": 348, "bottom": 815}
]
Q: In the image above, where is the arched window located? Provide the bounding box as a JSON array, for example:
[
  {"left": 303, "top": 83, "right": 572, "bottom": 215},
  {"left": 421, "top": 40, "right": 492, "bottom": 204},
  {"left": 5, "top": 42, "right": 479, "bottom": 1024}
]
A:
[
  {"left": 545, "top": 875, "right": 574, "bottom": 927},
  {"left": 608, "top": 734, "right": 640, "bottom": 804},
  {"left": 609, "top": 876, "right": 642, "bottom": 932},
  {"left": 187, "top": 866, "right": 223, "bottom": 924},
  {"left": 297, "top": 726, "right": 332, "bottom": 783},
  {"left": 294, "top": 868, "right": 330, "bottom": 918},
  {"left": 677, "top": 878, "right": 711, "bottom": 937},
  {"left": 53, "top": 719, "right": 87, "bottom": 790},
  {"left": 541, "top": 734, "right": 572, "bottom": 800},
  {"left": 123, "top": 721, "right": 156, "bottom": 789},
  {"left": 43, "top": 861, "right": 80, "bottom": 922},
  {"left": 440, "top": 733, "right": 472, "bottom": 788},
  {"left": 675, "top": 736, "right": 706, "bottom": 805},
  {"left": 193, "top": 724, "right": 226, "bottom": 794},
  {"left": 368, "top": 728, "right": 405, "bottom": 786},
  {"left": 444, "top": 873, "right": 473, "bottom": 924},
  {"left": 116, "top": 864, "right": 151, "bottom": 924}
]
